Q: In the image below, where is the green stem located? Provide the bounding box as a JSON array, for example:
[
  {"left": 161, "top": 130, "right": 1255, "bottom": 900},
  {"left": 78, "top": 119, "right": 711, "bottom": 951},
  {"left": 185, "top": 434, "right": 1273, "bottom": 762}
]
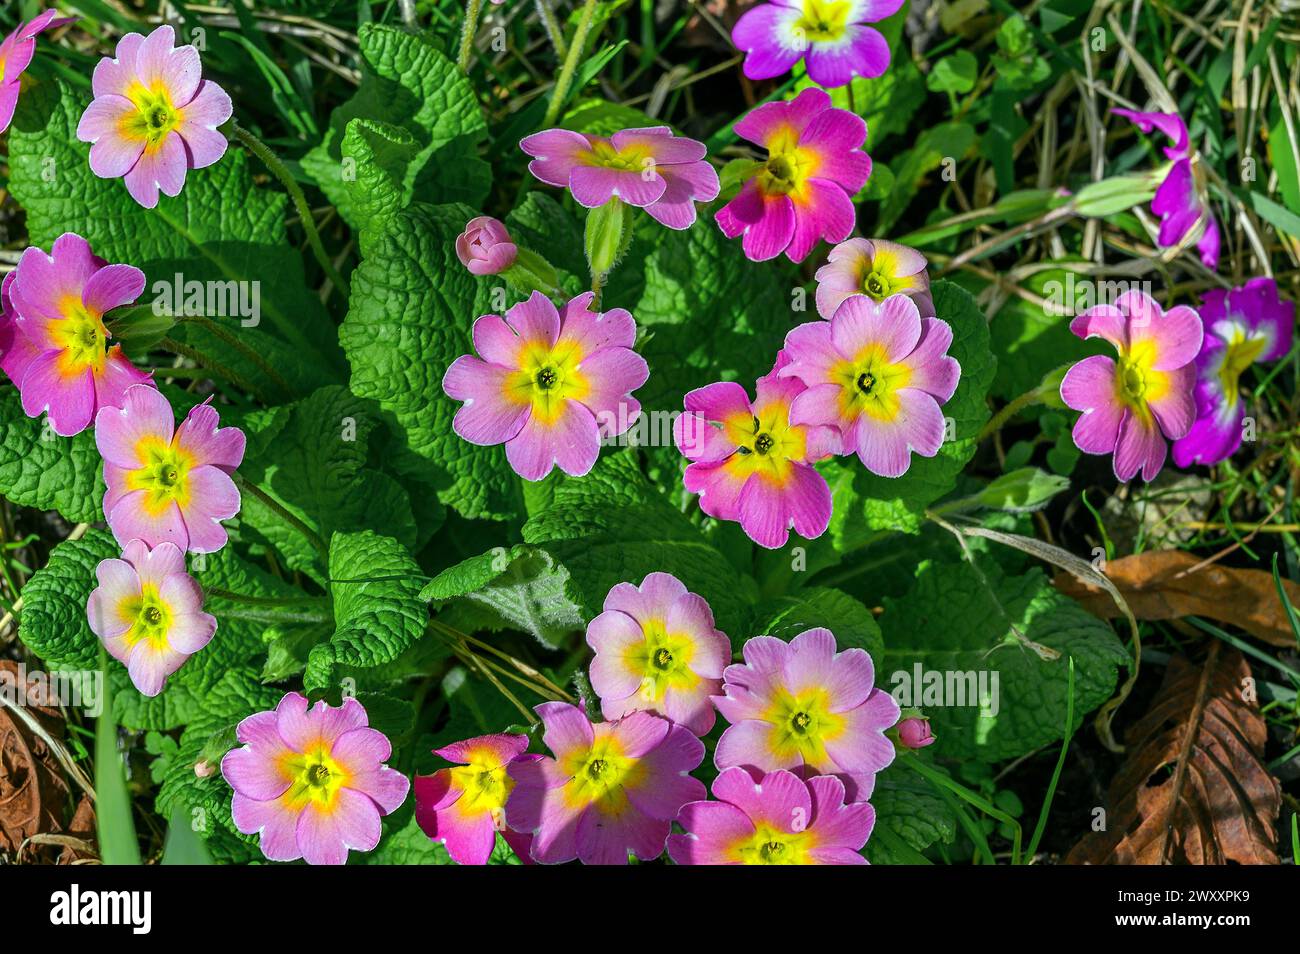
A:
[
  {"left": 233, "top": 473, "right": 329, "bottom": 561},
  {"left": 158, "top": 335, "right": 268, "bottom": 402},
  {"left": 978, "top": 383, "right": 1050, "bottom": 442},
  {"left": 231, "top": 120, "right": 348, "bottom": 298},
  {"left": 900, "top": 752, "right": 1024, "bottom": 865},
  {"left": 535, "top": 0, "right": 567, "bottom": 60},
  {"left": 182, "top": 314, "right": 294, "bottom": 401},
  {"left": 457, "top": 0, "right": 485, "bottom": 72},
  {"left": 542, "top": 0, "right": 599, "bottom": 129},
  {"left": 204, "top": 587, "right": 329, "bottom": 608}
]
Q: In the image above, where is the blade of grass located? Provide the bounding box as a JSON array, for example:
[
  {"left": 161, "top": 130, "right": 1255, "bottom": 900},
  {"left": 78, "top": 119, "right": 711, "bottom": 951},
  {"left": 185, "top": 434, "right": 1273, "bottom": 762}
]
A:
[
  {"left": 1272, "top": 553, "right": 1300, "bottom": 649},
  {"left": 95, "top": 650, "right": 141, "bottom": 865},
  {"left": 161, "top": 806, "right": 214, "bottom": 865},
  {"left": 1026, "top": 656, "right": 1075, "bottom": 860}
]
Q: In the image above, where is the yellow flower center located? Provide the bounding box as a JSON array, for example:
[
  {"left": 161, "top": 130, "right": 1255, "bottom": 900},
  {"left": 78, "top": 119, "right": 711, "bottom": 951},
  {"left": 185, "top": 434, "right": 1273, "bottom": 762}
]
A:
[
  {"left": 561, "top": 734, "right": 639, "bottom": 813},
  {"left": 623, "top": 618, "right": 699, "bottom": 704},
  {"left": 505, "top": 339, "right": 591, "bottom": 425},
  {"left": 51, "top": 295, "right": 111, "bottom": 375},
  {"left": 1112, "top": 338, "right": 1173, "bottom": 421},
  {"left": 763, "top": 687, "right": 844, "bottom": 767},
  {"left": 756, "top": 126, "right": 822, "bottom": 199},
  {"left": 796, "top": 0, "right": 853, "bottom": 42},
  {"left": 1216, "top": 327, "right": 1268, "bottom": 402},
  {"left": 584, "top": 139, "right": 653, "bottom": 172},
  {"left": 832, "top": 343, "right": 913, "bottom": 422},
  {"left": 121, "top": 83, "right": 182, "bottom": 151},
  {"left": 118, "top": 583, "right": 173, "bottom": 650},
  {"left": 124, "top": 436, "right": 197, "bottom": 516},
  {"left": 733, "top": 822, "right": 817, "bottom": 865},
  {"left": 281, "top": 747, "right": 349, "bottom": 810},
  {"left": 721, "top": 408, "right": 808, "bottom": 488},
  {"left": 449, "top": 755, "right": 515, "bottom": 816}
]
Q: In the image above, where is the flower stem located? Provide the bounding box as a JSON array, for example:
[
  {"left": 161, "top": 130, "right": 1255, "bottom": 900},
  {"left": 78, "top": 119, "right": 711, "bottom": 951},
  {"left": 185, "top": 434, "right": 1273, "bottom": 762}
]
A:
[
  {"left": 230, "top": 120, "right": 349, "bottom": 299},
  {"left": 233, "top": 473, "right": 329, "bottom": 561},
  {"left": 899, "top": 751, "right": 1024, "bottom": 865},
  {"left": 457, "top": 0, "right": 485, "bottom": 73},
  {"left": 542, "top": 0, "right": 599, "bottom": 129},
  {"left": 182, "top": 314, "right": 295, "bottom": 401},
  {"left": 535, "top": 0, "right": 568, "bottom": 60},
  {"left": 158, "top": 335, "right": 270, "bottom": 403}
]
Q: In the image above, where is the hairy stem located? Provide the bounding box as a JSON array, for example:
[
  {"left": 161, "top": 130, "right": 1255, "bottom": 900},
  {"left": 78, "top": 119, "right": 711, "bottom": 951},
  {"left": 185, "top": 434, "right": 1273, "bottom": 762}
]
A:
[
  {"left": 231, "top": 120, "right": 349, "bottom": 298},
  {"left": 542, "top": 0, "right": 599, "bottom": 129},
  {"left": 457, "top": 0, "right": 485, "bottom": 73}
]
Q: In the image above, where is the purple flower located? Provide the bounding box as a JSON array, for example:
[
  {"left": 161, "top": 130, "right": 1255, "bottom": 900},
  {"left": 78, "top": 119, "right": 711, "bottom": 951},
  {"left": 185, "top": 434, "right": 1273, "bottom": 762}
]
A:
[
  {"left": 442, "top": 291, "right": 648, "bottom": 481},
  {"left": 1113, "top": 108, "right": 1220, "bottom": 269},
  {"left": 0, "top": 9, "right": 76, "bottom": 134},
  {"left": 668, "top": 767, "right": 874, "bottom": 865},
  {"left": 76, "top": 25, "right": 233, "bottom": 208},
  {"left": 781, "top": 294, "right": 960, "bottom": 478},
  {"left": 732, "top": 0, "right": 904, "bottom": 89},
  {"left": 520, "top": 126, "right": 720, "bottom": 230},
  {"left": 814, "top": 237, "right": 934, "bottom": 319},
  {"left": 715, "top": 88, "right": 871, "bottom": 263},
  {"left": 713, "top": 627, "right": 899, "bottom": 801},
  {"left": 1060, "top": 289, "right": 1202, "bottom": 482},
  {"left": 1172, "top": 277, "right": 1294, "bottom": 468},
  {"left": 504, "top": 702, "right": 706, "bottom": 864},
  {"left": 455, "top": 216, "right": 518, "bottom": 276},
  {"left": 895, "top": 715, "right": 935, "bottom": 749},
  {"left": 0, "top": 232, "right": 151, "bottom": 436}
]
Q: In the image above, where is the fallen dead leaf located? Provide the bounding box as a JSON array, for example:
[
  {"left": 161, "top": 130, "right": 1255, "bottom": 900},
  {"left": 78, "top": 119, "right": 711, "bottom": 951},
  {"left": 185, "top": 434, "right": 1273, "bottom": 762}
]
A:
[
  {"left": 1054, "top": 549, "right": 1300, "bottom": 647},
  {"left": 1066, "top": 644, "right": 1280, "bottom": 864},
  {"left": 0, "top": 661, "right": 96, "bottom": 864}
]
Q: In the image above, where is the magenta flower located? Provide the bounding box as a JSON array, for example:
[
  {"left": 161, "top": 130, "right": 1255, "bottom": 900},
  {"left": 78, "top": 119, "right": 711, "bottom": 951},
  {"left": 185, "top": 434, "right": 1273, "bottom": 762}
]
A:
[
  {"left": 0, "top": 233, "right": 151, "bottom": 436},
  {"left": 668, "top": 767, "right": 873, "bottom": 865},
  {"left": 94, "top": 384, "right": 245, "bottom": 553},
  {"left": 443, "top": 291, "right": 648, "bottom": 481},
  {"left": 732, "top": 0, "right": 903, "bottom": 88},
  {"left": 520, "top": 126, "right": 720, "bottom": 230},
  {"left": 815, "top": 237, "right": 934, "bottom": 319},
  {"left": 413, "top": 733, "right": 539, "bottom": 866},
  {"left": 456, "top": 216, "right": 518, "bottom": 276},
  {"left": 0, "top": 10, "right": 75, "bottom": 134},
  {"left": 1060, "top": 289, "right": 1202, "bottom": 482},
  {"left": 76, "top": 25, "right": 232, "bottom": 208},
  {"left": 586, "top": 572, "right": 731, "bottom": 736},
  {"left": 1172, "top": 278, "right": 1294, "bottom": 468},
  {"left": 86, "top": 539, "right": 215, "bottom": 697},
  {"left": 895, "top": 715, "right": 935, "bottom": 749},
  {"left": 222, "top": 693, "right": 410, "bottom": 865},
  {"left": 1113, "top": 108, "right": 1220, "bottom": 269},
  {"left": 781, "top": 294, "right": 960, "bottom": 478},
  {"left": 713, "top": 628, "right": 899, "bottom": 801},
  {"left": 715, "top": 88, "right": 870, "bottom": 263},
  {"left": 505, "top": 702, "right": 705, "bottom": 865},
  {"left": 673, "top": 353, "right": 838, "bottom": 549}
]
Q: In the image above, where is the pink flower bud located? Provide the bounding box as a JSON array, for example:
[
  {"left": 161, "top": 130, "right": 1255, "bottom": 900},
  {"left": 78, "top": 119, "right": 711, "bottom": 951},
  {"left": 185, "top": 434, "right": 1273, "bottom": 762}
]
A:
[
  {"left": 897, "top": 716, "right": 935, "bottom": 749},
  {"left": 194, "top": 759, "right": 216, "bottom": 778},
  {"left": 455, "top": 216, "right": 517, "bottom": 276}
]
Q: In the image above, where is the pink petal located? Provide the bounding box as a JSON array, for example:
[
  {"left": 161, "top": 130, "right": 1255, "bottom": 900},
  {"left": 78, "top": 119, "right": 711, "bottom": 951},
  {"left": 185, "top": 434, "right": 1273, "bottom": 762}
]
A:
[
  {"left": 175, "top": 81, "right": 232, "bottom": 169},
  {"left": 1112, "top": 410, "right": 1166, "bottom": 482},
  {"left": 904, "top": 317, "right": 960, "bottom": 401},
  {"left": 79, "top": 96, "right": 147, "bottom": 178},
  {"left": 177, "top": 465, "right": 240, "bottom": 553},
  {"left": 230, "top": 793, "right": 301, "bottom": 862},
  {"left": 445, "top": 356, "right": 530, "bottom": 446},
  {"left": 831, "top": 293, "right": 922, "bottom": 364},
  {"left": 520, "top": 128, "right": 593, "bottom": 188},
  {"left": 20, "top": 350, "right": 95, "bottom": 437},
  {"left": 732, "top": 4, "right": 806, "bottom": 82},
  {"left": 296, "top": 788, "right": 382, "bottom": 865},
  {"left": 668, "top": 800, "right": 754, "bottom": 865},
  {"left": 535, "top": 702, "right": 595, "bottom": 763},
  {"left": 587, "top": 610, "right": 647, "bottom": 702},
  {"left": 804, "top": 25, "right": 891, "bottom": 87},
  {"left": 713, "top": 766, "right": 812, "bottom": 833},
  {"left": 786, "top": 178, "right": 856, "bottom": 263},
  {"left": 174, "top": 402, "right": 245, "bottom": 471},
  {"left": 784, "top": 628, "right": 874, "bottom": 710}
]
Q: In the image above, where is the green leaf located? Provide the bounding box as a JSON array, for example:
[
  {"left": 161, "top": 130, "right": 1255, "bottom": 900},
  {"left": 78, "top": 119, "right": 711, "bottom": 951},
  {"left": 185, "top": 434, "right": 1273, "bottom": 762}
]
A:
[
  {"left": 867, "top": 763, "right": 958, "bottom": 863},
  {"left": 848, "top": 281, "right": 996, "bottom": 532},
  {"left": 95, "top": 650, "right": 141, "bottom": 866},
  {"left": 161, "top": 805, "right": 215, "bottom": 865},
  {"left": 306, "top": 531, "right": 428, "bottom": 692},
  {"left": 973, "top": 467, "right": 1070, "bottom": 513},
  {"left": 522, "top": 451, "right": 758, "bottom": 638},
  {"left": 301, "top": 24, "right": 489, "bottom": 231},
  {"left": 341, "top": 202, "right": 522, "bottom": 522},
  {"left": 8, "top": 78, "right": 342, "bottom": 394},
  {"left": 878, "top": 122, "right": 976, "bottom": 233},
  {"left": 424, "top": 545, "right": 585, "bottom": 649},
  {"left": 239, "top": 385, "right": 421, "bottom": 581},
  {"left": 338, "top": 118, "right": 421, "bottom": 250},
  {"left": 0, "top": 387, "right": 104, "bottom": 523},
  {"left": 927, "top": 51, "right": 979, "bottom": 93},
  {"left": 879, "top": 559, "right": 1128, "bottom": 762},
  {"left": 752, "top": 587, "right": 883, "bottom": 659},
  {"left": 18, "top": 529, "right": 118, "bottom": 671}
]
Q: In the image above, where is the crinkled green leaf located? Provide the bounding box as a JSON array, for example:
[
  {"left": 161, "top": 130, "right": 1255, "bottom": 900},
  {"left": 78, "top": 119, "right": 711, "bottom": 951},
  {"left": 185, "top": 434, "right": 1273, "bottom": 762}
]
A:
[
  {"left": 301, "top": 24, "right": 489, "bottom": 230},
  {"left": 341, "top": 202, "right": 521, "bottom": 521},
  {"left": 879, "top": 559, "right": 1127, "bottom": 762},
  {"left": 239, "top": 385, "right": 421, "bottom": 581},
  {"left": 867, "top": 764, "right": 958, "bottom": 863},
  {"left": 9, "top": 78, "right": 342, "bottom": 395},
  {"left": 306, "top": 530, "right": 428, "bottom": 692},
  {"left": 522, "top": 452, "right": 758, "bottom": 638},
  {"left": 0, "top": 387, "right": 103, "bottom": 522},
  {"left": 424, "top": 545, "right": 585, "bottom": 649},
  {"left": 17, "top": 529, "right": 117, "bottom": 671},
  {"left": 752, "top": 587, "right": 883, "bottom": 659}
]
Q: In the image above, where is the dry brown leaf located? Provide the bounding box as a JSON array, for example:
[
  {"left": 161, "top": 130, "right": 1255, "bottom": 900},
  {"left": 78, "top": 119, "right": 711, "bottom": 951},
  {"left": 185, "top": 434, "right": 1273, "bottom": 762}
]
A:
[
  {"left": 0, "top": 661, "right": 93, "bottom": 864},
  {"left": 1066, "top": 645, "right": 1280, "bottom": 865},
  {"left": 1054, "top": 549, "right": 1300, "bottom": 647}
]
